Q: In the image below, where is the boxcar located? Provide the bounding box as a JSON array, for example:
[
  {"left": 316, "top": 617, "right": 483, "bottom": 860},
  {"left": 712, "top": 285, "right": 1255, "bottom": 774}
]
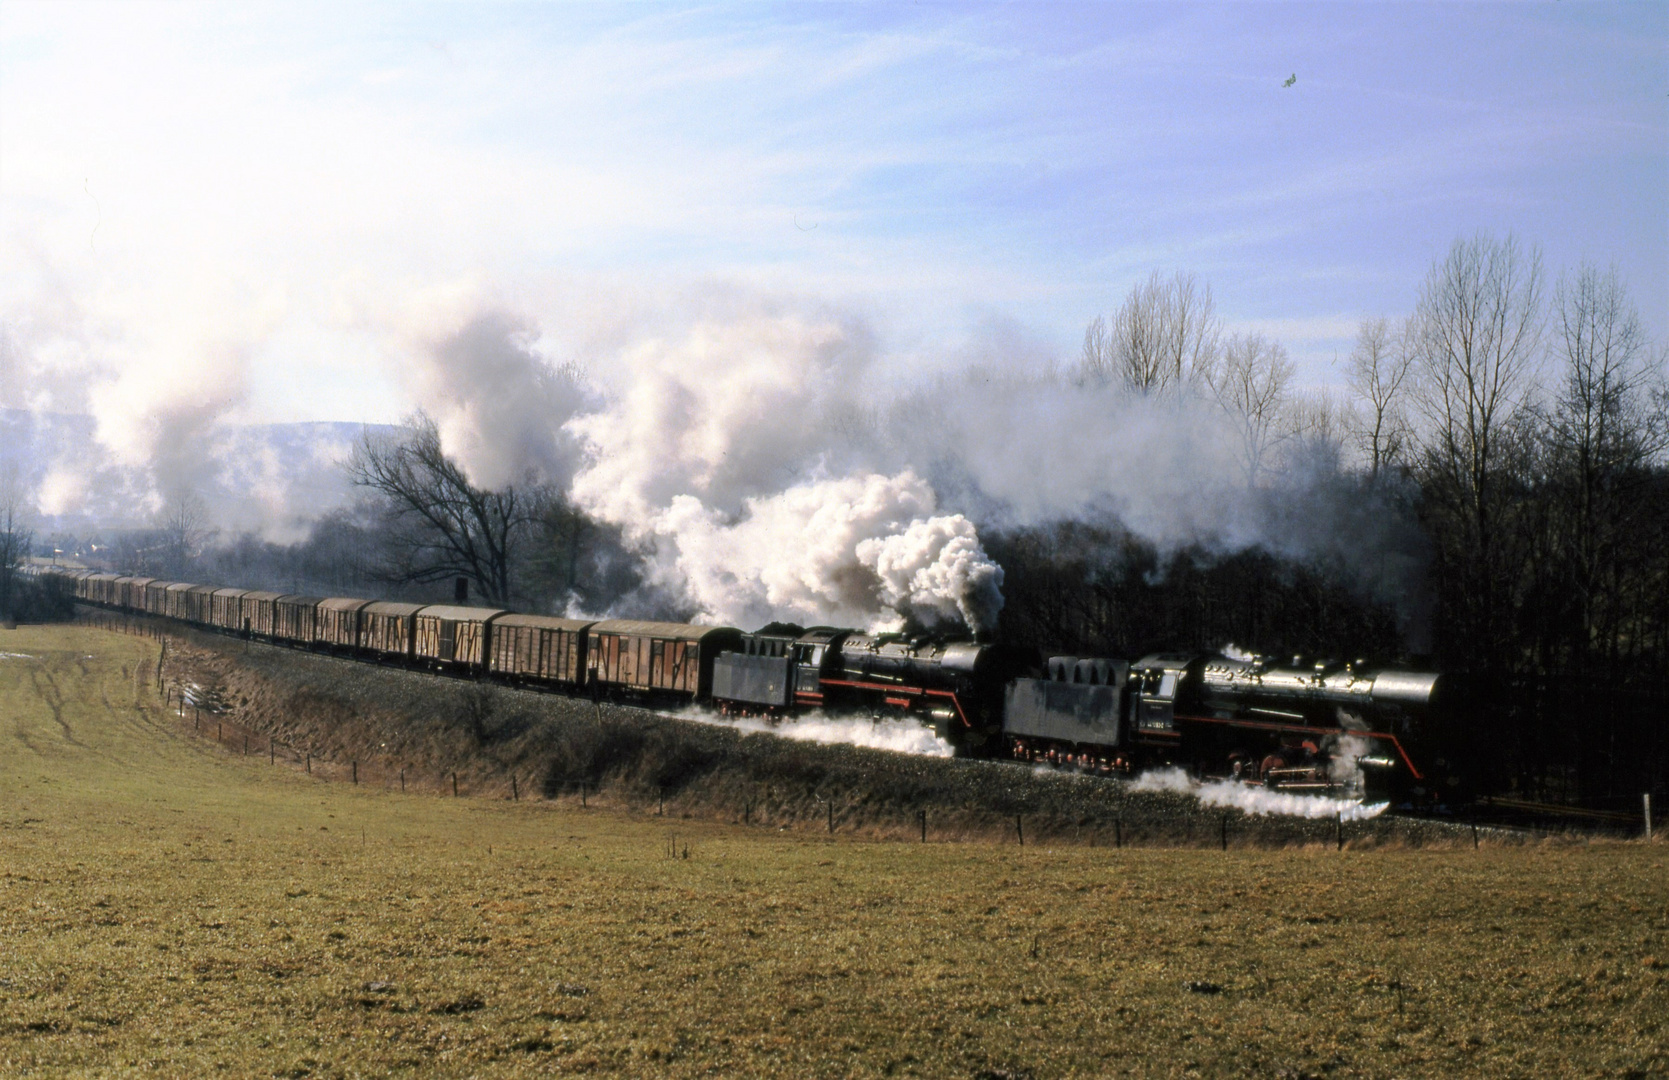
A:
[
  {"left": 239, "top": 591, "right": 285, "bottom": 638},
  {"left": 164, "top": 582, "right": 200, "bottom": 618},
  {"left": 585, "top": 620, "right": 743, "bottom": 699},
  {"left": 360, "top": 601, "right": 424, "bottom": 659},
  {"left": 83, "top": 573, "right": 120, "bottom": 606},
  {"left": 412, "top": 605, "right": 507, "bottom": 669},
  {"left": 114, "top": 577, "right": 151, "bottom": 612},
  {"left": 181, "top": 584, "right": 214, "bottom": 624},
  {"left": 488, "top": 614, "right": 595, "bottom": 686},
  {"left": 143, "top": 581, "right": 174, "bottom": 616},
  {"left": 317, "top": 597, "right": 372, "bottom": 650},
  {"left": 273, "top": 595, "right": 324, "bottom": 645},
  {"left": 210, "top": 588, "right": 248, "bottom": 630}
]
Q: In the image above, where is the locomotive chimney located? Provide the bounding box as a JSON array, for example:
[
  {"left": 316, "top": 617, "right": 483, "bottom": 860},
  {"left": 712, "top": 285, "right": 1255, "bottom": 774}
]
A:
[{"left": 454, "top": 576, "right": 468, "bottom": 604}]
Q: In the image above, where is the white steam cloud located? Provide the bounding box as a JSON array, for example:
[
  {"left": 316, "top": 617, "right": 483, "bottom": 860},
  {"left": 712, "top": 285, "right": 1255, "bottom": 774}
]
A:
[
  {"left": 412, "top": 311, "right": 592, "bottom": 491},
  {"left": 561, "top": 309, "right": 1006, "bottom": 632},
  {"left": 12, "top": 281, "right": 1355, "bottom": 635},
  {"left": 1131, "top": 767, "right": 1388, "bottom": 821},
  {"left": 673, "top": 705, "right": 956, "bottom": 757},
  {"left": 647, "top": 471, "right": 1003, "bottom": 632}
]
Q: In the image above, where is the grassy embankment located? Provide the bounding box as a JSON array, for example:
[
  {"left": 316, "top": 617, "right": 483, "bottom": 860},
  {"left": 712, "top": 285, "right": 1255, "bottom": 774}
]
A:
[{"left": 1, "top": 623, "right": 1665, "bottom": 1078}]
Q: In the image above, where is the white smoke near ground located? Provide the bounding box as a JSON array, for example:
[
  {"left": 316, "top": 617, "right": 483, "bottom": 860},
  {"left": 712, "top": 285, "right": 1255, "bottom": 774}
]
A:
[
  {"left": 1130, "top": 767, "right": 1389, "bottom": 821},
  {"left": 670, "top": 705, "right": 956, "bottom": 757}
]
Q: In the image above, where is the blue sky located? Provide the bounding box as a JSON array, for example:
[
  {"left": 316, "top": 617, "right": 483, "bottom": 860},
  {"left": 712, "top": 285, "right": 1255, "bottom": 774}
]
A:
[{"left": 3, "top": 1, "right": 1664, "bottom": 428}]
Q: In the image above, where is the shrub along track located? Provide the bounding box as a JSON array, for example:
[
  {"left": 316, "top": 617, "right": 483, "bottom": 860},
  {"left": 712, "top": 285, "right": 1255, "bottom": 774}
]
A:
[{"left": 138, "top": 615, "right": 1512, "bottom": 850}]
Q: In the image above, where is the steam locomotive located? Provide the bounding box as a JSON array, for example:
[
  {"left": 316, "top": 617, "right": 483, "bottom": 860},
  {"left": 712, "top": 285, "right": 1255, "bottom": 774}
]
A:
[{"left": 37, "top": 568, "right": 1443, "bottom": 796}]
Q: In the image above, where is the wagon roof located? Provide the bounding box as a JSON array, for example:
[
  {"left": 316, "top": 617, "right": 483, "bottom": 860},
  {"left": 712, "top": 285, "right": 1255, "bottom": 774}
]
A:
[
  {"left": 212, "top": 587, "right": 249, "bottom": 598},
  {"left": 187, "top": 584, "right": 218, "bottom": 595},
  {"left": 362, "top": 601, "right": 425, "bottom": 617},
  {"left": 414, "top": 605, "right": 508, "bottom": 622},
  {"left": 146, "top": 581, "right": 180, "bottom": 591},
  {"left": 117, "top": 577, "right": 155, "bottom": 587},
  {"left": 165, "top": 581, "right": 199, "bottom": 592},
  {"left": 588, "top": 619, "right": 739, "bottom": 642},
  {"left": 276, "top": 595, "right": 325, "bottom": 607},
  {"left": 494, "top": 613, "right": 597, "bottom": 633},
  {"left": 317, "top": 597, "right": 373, "bottom": 613},
  {"left": 241, "top": 591, "right": 286, "bottom": 602}
]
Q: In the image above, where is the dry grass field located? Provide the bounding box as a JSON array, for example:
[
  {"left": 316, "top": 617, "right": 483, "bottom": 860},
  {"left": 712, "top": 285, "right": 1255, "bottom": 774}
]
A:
[{"left": 2, "top": 624, "right": 1665, "bottom": 1079}]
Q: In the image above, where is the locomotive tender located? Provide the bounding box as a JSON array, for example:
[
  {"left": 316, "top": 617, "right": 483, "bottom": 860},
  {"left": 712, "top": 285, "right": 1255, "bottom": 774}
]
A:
[{"left": 39, "top": 567, "right": 1441, "bottom": 794}]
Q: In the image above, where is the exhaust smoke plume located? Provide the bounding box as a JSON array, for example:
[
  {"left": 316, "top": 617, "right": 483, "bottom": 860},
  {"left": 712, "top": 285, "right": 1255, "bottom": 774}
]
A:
[
  {"left": 649, "top": 471, "right": 1003, "bottom": 632},
  {"left": 15, "top": 284, "right": 1414, "bottom": 639}
]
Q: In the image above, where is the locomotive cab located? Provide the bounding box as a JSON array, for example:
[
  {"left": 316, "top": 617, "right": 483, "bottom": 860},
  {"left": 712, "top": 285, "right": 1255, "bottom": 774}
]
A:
[{"left": 1130, "top": 654, "right": 1193, "bottom": 744}]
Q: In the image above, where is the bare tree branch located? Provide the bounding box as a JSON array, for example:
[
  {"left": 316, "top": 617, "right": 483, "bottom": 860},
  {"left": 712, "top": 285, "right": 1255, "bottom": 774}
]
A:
[
  {"left": 348, "top": 413, "right": 550, "bottom": 605},
  {"left": 1080, "top": 271, "right": 1221, "bottom": 394},
  {"left": 1206, "top": 331, "right": 1294, "bottom": 487},
  {"left": 1346, "top": 316, "right": 1415, "bottom": 478}
]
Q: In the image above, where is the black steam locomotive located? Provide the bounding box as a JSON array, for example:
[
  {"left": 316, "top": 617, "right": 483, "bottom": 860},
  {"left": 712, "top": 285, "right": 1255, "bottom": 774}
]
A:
[
  {"left": 40, "top": 568, "right": 1442, "bottom": 796},
  {"left": 710, "top": 625, "right": 1440, "bottom": 797}
]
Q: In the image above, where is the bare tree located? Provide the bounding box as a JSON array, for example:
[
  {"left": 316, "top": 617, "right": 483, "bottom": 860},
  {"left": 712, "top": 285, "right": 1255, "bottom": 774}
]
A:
[
  {"left": 1407, "top": 232, "right": 1545, "bottom": 671},
  {"left": 1546, "top": 264, "right": 1667, "bottom": 669},
  {"left": 1284, "top": 386, "right": 1355, "bottom": 478},
  {"left": 1345, "top": 316, "right": 1415, "bottom": 478},
  {"left": 158, "top": 491, "right": 216, "bottom": 579},
  {"left": 1080, "top": 271, "right": 1220, "bottom": 394},
  {"left": 0, "top": 466, "right": 32, "bottom": 621},
  {"left": 1207, "top": 331, "right": 1294, "bottom": 486},
  {"left": 348, "top": 412, "right": 549, "bottom": 606}
]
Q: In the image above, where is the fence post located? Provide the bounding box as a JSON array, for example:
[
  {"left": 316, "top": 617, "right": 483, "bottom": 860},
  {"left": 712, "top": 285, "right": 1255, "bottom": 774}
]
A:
[
  {"left": 306, "top": 752, "right": 311, "bottom": 774},
  {"left": 511, "top": 775, "right": 518, "bottom": 801},
  {"left": 1335, "top": 812, "right": 1343, "bottom": 851},
  {"left": 400, "top": 768, "right": 405, "bottom": 793},
  {"left": 920, "top": 809, "right": 926, "bottom": 843},
  {"left": 1016, "top": 814, "right": 1024, "bottom": 847},
  {"left": 580, "top": 782, "right": 586, "bottom": 808},
  {"left": 243, "top": 733, "right": 248, "bottom": 756},
  {"left": 658, "top": 786, "right": 664, "bottom": 816},
  {"left": 828, "top": 800, "right": 834, "bottom": 835},
  {"left": 270, "top": 740, "right": 274, "bottom": 765},
  {"left": 1222, "top": 813, "right": 1230, "bottom": 851},
  {"left": 352, "top": 761, "right": 357, "bottom": 785},
  {"left": 1115, "top": 818, "right": 1122, "bottom": 849},
  {"left": 452, "top": 772, "right": 458, "bottom": 797},
  {"left": 1646, "top": 794, "right": 1654, "bottom": 841}
]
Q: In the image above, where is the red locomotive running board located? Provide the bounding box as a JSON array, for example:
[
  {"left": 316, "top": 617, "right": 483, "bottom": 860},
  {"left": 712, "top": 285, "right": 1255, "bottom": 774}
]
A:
[{"left": 817, "top": 679, "right": 973, "bottom": 727}]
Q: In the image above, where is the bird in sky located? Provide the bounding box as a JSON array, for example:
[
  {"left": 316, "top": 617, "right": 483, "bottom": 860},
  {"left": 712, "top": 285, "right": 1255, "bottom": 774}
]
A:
[{"left": 1283, "top": 73, "right": 1297, "bottom": 87}]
